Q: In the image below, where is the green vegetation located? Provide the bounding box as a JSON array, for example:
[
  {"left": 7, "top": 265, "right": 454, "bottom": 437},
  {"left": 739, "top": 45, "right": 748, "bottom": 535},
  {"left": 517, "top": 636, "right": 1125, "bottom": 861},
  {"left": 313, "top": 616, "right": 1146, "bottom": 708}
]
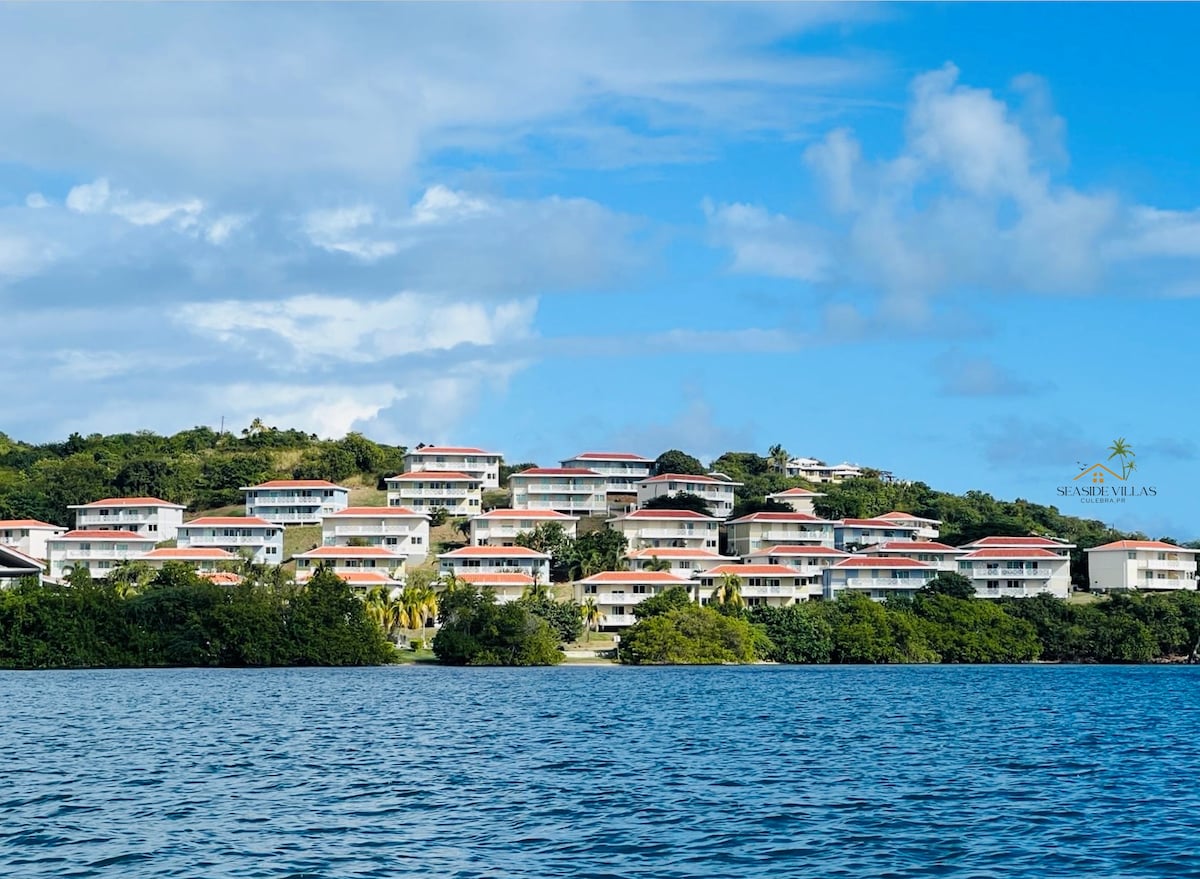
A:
[
  {"left": 653, "top": 449, "right": 705, "bottom": 476},
  {"left": 0, "top": 565, "right": 395, "bottom": 669},
  {"left": 618, "top": 589, "right": 770, "bottom": 664},
  {"left": 641, "top": 492, "right": 713, "bottom": 516},
  {"left": 432, "top": 581, "right": 565, "bottom": 666}
]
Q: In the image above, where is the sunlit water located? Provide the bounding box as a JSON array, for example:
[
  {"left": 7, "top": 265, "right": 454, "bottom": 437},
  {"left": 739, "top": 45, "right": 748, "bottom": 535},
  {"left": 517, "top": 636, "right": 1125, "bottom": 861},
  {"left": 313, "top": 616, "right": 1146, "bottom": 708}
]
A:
[{"left": 3, "top": 665, "right": 1200, "bottom": 878}]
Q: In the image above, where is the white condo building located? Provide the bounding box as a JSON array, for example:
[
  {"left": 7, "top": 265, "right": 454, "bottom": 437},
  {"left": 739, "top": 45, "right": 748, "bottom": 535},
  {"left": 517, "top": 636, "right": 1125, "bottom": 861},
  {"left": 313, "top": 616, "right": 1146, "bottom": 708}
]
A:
[
  {"left": 857, "top": 541, "right": 966, "bottom": 572},
  {"left": 469, "top": 509, "right": 579, "bottom": 547},
  {"left": 138, "top": 547, "right": 240, "bottom": 576},
  {"left": 46, "top": 530, "right": 156, "bottom": 581},
  {"left": 834, "top": 518, "right": 923, "bottom": 550},
  {"left": 784, "top": 457, "right": 864, "bottom": 484},
  {"left": 742, "top": 545, "right": 850, "bottom": 589},
  {"left": 241, "top": 480, "right": 350, "bottom": 525},
  {"left": 874, "top": 511, "right": 942, "bottom": 540},
  {"left": 764, "top": 487, "right": 826, "bottom": 515},
  {"left": 176, "top": 516, "right": 284, "bottom": 566},
  {"left": 636, "top": 474, "right": 742, "bottom": 519},
  {"left": 68, "top": 497, "right": 185, "bottom": 541},
  {"left": 508, "top": 468, "right": 608, "bottom": 516},
  {"left": 957, "top": 548, "right": 1072, "bottom": 599},
  {"left": 695, "top": 563, "right": 817, "bottom": 606},
  {"left": 0, "top": 519, "right": 66, "bottom": 560},
  {"left": 724, "top": 512, "right": 837, "bottom": 556},
  {"left": 823, "top": 556, "right": 938, "bottom": 601},
  {"left": 575, "top": 570, "right": 693, "bottom": 629},
  {"left": 322, "top": 507, "right": 431, "bottom": 565},
  {"left": 386, "top": 471, "right": 482, "bottom": 517},
  {"left": 454, "top": 572, "right": 538, "bottom": 604},
  {"left": 625, "top": 547, "right": 737, "bottom": 578},
  {"left": 438, "top": 546, "right": 551, "bottom": 588},
  {"left": 293, "top": 546, "right": 408, "bottom": 585},
  {"left": 1085, "top": 540, "right": 1199, "bottom": 592},
  {"left": 609, "top": 509, "right": 721, "bottom": 552},
  {"left": 559, "top": 453, "right": 654, "bottom": 495},
  {"left": 402, "top": 446, "right": 502, "bottom": 490},
  {"left": 958, "top": 535, "right": 1075, "bottom": 557}
]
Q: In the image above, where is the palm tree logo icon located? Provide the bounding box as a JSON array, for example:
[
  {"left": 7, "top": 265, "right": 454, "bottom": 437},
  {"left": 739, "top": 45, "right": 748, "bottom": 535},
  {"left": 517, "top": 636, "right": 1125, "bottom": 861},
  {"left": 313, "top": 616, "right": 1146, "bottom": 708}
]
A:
[{"left": 1107, "top": 437, "right": 1136, "bottom": 480}]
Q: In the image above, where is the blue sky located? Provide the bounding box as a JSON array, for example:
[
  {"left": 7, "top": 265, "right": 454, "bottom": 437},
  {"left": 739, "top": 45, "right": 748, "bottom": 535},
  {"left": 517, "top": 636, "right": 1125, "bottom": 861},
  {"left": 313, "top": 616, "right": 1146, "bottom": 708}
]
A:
[{"left": 1, "top": 4, "right": 1197, "bottom": 538}]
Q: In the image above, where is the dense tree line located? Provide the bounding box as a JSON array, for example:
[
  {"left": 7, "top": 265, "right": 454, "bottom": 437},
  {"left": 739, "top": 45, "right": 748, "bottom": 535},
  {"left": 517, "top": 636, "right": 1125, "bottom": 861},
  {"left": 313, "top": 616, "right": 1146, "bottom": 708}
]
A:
[{"left": 0, "top": 565, "right": 394, "bottom": 669}]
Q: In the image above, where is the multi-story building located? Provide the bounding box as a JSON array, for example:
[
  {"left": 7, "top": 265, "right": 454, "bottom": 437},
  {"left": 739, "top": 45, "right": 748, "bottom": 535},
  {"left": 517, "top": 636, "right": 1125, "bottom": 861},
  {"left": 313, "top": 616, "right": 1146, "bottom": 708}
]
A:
[
  {"left": 834, "top": 518, "right": 923, "bottom": 551},
  {"left": 636, "top": 474, "right": 742, "bottom": 519},
  {"left": 1084, "top": 540, "right": 1199, "bottom": 592},
  {"left": 957, "top": 535, "right": 1075, "bottom": 557},
  {"left": 857, "top": 541, "right": 966, "bottom": 572},
  {"left": 453, "top": 572, "right": 537, "bottom": 604},
  {"left": 469, "top": 509, "right": 579, "bottom": 547},
  {"left": 402, "top": 446, "right": 502, "bottom": 489},
  {"left": 508, "top": 468, "right": 608, "bottom": 516},
  {"left": 0, "top": 544, "right": 43, "bottom": 585},
  {"left": 438, "top": 545, "right": 551, "bottom": 585},
  {"left": 293, "top": 545, "right": 407, "bottom": 584},
  {"left": 742, "top": 545, "right": 849, "bottom": 590},
  {"left": 695, "top": 563, "right": 816, "bottom": 606},
  {"left": 559, "top": 452, "right": 654, "bottom": 496},
  {"left": 764, "top": 487, "right": 826, "bottom": 515},
  {"left": 321, "top": 507, "right": 431, "bottom": 565},
  {"left": 68, "top": 497, "right": 185, "bottom": 541},
  {"left": 609, "top": 509, "right": 721, "bottom": 552},
  {"left": 138, "top": 547, "right": 240, "bottom": 576},
  {"left": 724, "top": 511, "right": 837, "bottom": 556},
  {"left": 0, "top": 519, "right": 67, "bottom": 560},
  {"left": 176, "top": 516, "right": 284, "bottom": 565},
  {"left": 784, "top": 457, "right": 864, "bottom": 484},
  {"left": 823, "top": 556, "right": 938, "bottom": 601},
  {"left": 874, "top": 511, "right": 942, "bottom": 540},
  {"left": 956, "top": 548, "right": 1072, "bottom": 599},
  {"left": 46, "top": 530, "right": 156, "bottom": 581},
  {"left": 241, "top": 480, "right": 349, "bottom": 525},
  {"left": 385, "top": 471, "right": 482, "bottom": 517},
  {"left": 575, "top": 570, "right": 693, "bottom": 629},
  {"left": 625, "top": 547, "right": 737, "bottom": 578}
]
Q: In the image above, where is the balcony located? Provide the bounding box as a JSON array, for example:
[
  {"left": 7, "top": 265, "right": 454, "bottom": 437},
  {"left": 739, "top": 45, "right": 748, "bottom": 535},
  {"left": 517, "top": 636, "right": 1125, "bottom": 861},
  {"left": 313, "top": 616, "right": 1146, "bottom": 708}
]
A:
[
  {"left": 392, "top": 487, "right": 476, "bottom": 499},
  {"left": 55, "top": 548, "right": 142, "bottom": 559},
  {"left": 517, "top": 483, "right": 599, "bottom": 494},
  {"left": 514, "top": 500, "right": 606, "bottom": 514},
  {"left": 596, "top": 592, "right": 656, "bottom": 604},
  {"left": 328, "top": 524, "right": 413, "bottom": 537},
  {"left": 628, "top": 527, "right": 714, "bottom": 539},
  {"left": 740, "top": 584, "right": 797, "bottom": 598},
  {"left": 840, "top": 577, "right": 927, "bottom": 588},
  {"left": 968, "top": 568, "right": 1052, "bottom": 580},
  {"left": 77, "top": 512, "right": 156, "bottom": 526},
  {"left": 752, "top": 529, "right": 832, "bottom": 542},
  {"left": 599, "top": 613, "right": 637, "bottom": 628},
  {"left": 1135, "top": 578, "right": 1192, "bottom": 589},
  {"left": 1142, "top": 559, "right": 1193, "bottom": 571},
  {"left": 180, "top": 533, "right": 271, "bottom": 546},
  {"left": 248, "top": 494, "right": 336, "bottom": 505}
]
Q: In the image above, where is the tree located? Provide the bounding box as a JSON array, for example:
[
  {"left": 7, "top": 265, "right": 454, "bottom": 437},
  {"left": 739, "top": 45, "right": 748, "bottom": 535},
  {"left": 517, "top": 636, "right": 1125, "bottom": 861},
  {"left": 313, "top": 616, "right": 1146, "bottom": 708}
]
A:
[
  {"left": 428, "top": 507, "right": 449, "bottom": 527},
  {"left": 618, "top": 605, "right": 770, "bottom": 664},
  {"left": 642, "top": 555, "right": 672, "bottom": 573},
  {"left": 581, "top": 597, "right": 604, "bottom": 642},
  {"left": 748, "top": 604, "right": 833, "bottom": 663},
  {"left": 432, "top": 589, "right": 564, "bottom": 666},
  {"left": 768, "top": 444, "right": 790, "bottom": 474},
  {"left": 711, "top": 572, "right": 744, "bottom": 609},
  {"left": 653, "top": 450, "right": 705, "bottom": 477},
  {"left": 920, "top": 572, "right": 976, "bottom": 600},
  {"left": 642, "top": 492, "right": 712, "bottom": 516},
  {"left": 632, "top": 586, "right": 694, "bottom": 620}
]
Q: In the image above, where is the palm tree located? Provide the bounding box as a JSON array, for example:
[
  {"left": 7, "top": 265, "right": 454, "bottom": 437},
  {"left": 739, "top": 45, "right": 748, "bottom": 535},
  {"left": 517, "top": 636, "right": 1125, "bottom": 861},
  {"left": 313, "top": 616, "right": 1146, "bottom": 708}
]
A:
[
  {"left": 768, "top": 444, "right": 791, "bottom": 475},
  {"left": 108, "top": 560, "right": 153, "bottom": 599},
  {"left": 581, "top": 597, "right": 604, "bottom": 642},
  {"left": 644, "top": 555, "right": 672, "bottom": 573},
  {"left": 711, "top": 572, "right": 745, "bottom": 609},
  {"left": 1107, "top": 437, "right": 1135, "bottom": 478},
  {"left": 522, "top": 574, "right": 551, "bottom": 603},
  {"left": 364, "top": 585, "right": 395, "bottom": 639}
]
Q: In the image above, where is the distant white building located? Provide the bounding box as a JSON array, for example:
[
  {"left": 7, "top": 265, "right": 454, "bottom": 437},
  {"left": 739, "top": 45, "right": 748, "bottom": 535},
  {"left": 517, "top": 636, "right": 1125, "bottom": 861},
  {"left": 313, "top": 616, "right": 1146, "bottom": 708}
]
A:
[
  {"left": 293, "top": 545, "right": 407, "bottom": 585},
  {"left": 176, "top": 516, "right": 284, "bottom": 566},
  {"left": 724, "top": 511, "right": 837, "bottom": 555},
  {"left": 469, "top": 509, "right": 579, "bottom": 547},
  {"left": 385, "top": 471, "right": 482, "bottom": 517},
  {"left": 823, "top": 556, "right": 938, "bottom": 601},
  {"left": 764, "top": 487, "right": 825, "bottom": 516},
  {"left": 403, "top": 446, "right": 503, "bottom": 490},
  {"left": 509, "top": 468, "right": 608, "bottom": 516},
  {"left": 454, "top": 572, "right": 537, "bottom": 605},
  {"left": 874, "top": 511, "right": 942, "bottom": 540},
  {"left": 46, "top": 530, "right": 156, "bottom": 581},
  {"left": 1085, "top": 540, "right": 1199, "bottom": 592},
  {"left": 784, "top": 457, "right": 864, "bottom": 484},
  {"left": 322, "top": 506, "right": 431, "bottom": 565},
  {"left": 0, "top": 519, "right": 67, "bottom": 561},
  {"left": 609, "top": 509, "right": 721, "bottom": 552},
  {"left": 241, "top": 480, "right": 349, "bottom": 525},
  {"left": 695, "top": 563, "right": 817, "bottom": 606},
  {"left": 559, "top": 452, "right": 654, "bottom": 496},
  {"left": 857, "top": 541, "right": 966, "bottom": 573},
  {"left": 742, "top": 545, "right": 850, "bottom": 591},
  {"left": 68, "top": 497, "right": 185, "bottom": 541},
  {"left": 834, "top": 518, "right": 923, "bottom": 551},
  {"left": 957, "top": 535, "right": 1075, "bottom": 557},
  {"left": 575, "top": 570, "right": 694, "bottom": 629},
  {"left": 438, "top": 546, "right": 552, "bottom": 587},
  {"left": 625, "top": 547, "right": 737, "bottom": 578},
  {"left": 0, "top": 544, "right": 43, "bottom": 585},
  {"left": 957, "top": 547, "right": 1072, "bottom": 599},
  {"left": 138, "top": 547, "right": 240, "bottom": 576},
  {"left": 636, "top": 473, "right": 742, "bottom": 519}
]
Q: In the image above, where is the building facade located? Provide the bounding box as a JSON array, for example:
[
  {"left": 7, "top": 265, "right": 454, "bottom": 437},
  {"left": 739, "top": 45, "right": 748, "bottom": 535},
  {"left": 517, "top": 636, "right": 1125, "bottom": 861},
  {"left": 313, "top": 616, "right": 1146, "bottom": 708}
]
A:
[
  {"left": 469, "top": 509, "right": 579, "bottom": 547},
  {"left": 68, "top": 497, "right": 185, "bottom": 541},
  {"left": 321, "top": 507, "right": 431, "bottom": 565},
  {"left": 176, "top": 516, "right": 284, "bottom": 565},
  {"left": 385, "top": 471, "right": 482, "bottom": 517},
  {"left": 1084, "top": 540, "right": 1199, "bottom": 592},
  {"left": 724, "top": 512, "right": 837, "bottom": 555},
  {"left": 857, "top": 541, "right": 965, "bottom": 572},
  {"left": 508, "top": 468, "right": 608, "bottom": 516},
  {"left": 624, "top": 547, "right": 736, "bottom": 578},
  {"left": 636, "top": 474, "right": 742, "bottom": 519},
  {"left": 0, "top": 519, "right": 66, "bottom": 560},
  {"left": 834, "top": 518, "right": 923, "bottom": 551},
  {"left": 438, "top": 545, "right": 552, "bottom": 584},
  {"left": 956, "top": 548, "right": 1072, "bottom": 599},
  {"left": 241, "top": 480, "right": 350, "bottom": 525},
  {"left": 402, "top": 446, "right": 502, "bottom": 489},
  {"left": 695, "top": 563, "right": 816, "bottom": 606},
  {"left": 559, "top": 452, "right": 654, "bottom": 495},
  {"left": 608, "top": 509, "right": 721, "bottom": 552},
  {"left": 293, "top": 546, "right": 408, "bottom": 584},
  {"left": 46, "top": 530, "right": 156, "bottom": 581},
  {"left": 575, "top": 570, "right": 693, "bottom": 629},
  {"left": 764, "top": 487, "right": 825, "bottom": 515},
  {"left": 823, "top": 556, "right": 938, "bottom": 601}
]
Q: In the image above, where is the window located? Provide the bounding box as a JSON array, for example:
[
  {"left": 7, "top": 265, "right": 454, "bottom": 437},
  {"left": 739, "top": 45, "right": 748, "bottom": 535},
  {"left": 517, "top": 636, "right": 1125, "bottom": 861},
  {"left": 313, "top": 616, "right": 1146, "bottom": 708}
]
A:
[
  {"left": 148, "top": 524, "right": 158, "bottom": 533},
  {"left": 583, "top": 584, "right": 597, "bottom": 595},
  {"left": 1007, "top": 580, "right": 1020, "bottom": 589},
  {"left": 613, "top": 606, "right": 626, "bottom": 616},
  {"left": 633, "top": 585, "right": 649, "bottom": 594},
  {"left": 986, "top": 580, "right": 999, "bottom": 589},
  {"left": 412, "top": 536, "right": 423, "bottom": 545},
  {"left": 266, "top": 546, "right": 278, "bottom": 555}
]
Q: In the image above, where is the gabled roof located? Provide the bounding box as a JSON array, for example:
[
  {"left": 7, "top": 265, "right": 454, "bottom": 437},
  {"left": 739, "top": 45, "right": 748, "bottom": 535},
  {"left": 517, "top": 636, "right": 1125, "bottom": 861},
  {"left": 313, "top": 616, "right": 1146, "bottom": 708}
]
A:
[
  {"left": 242, "top": 480, "right": 348, "bottom": 490},
  {"left": 766, "top": 487, "right": 825, "bottom": 498},
  {"left": 0, "top": 544, "right": 44, "bottom": 574},
  {"left": 577, "top": 571, "right": 691, "bottom": 585},
  {"left": 333, "top": 571, "right": 401, "bottom": 585},
  {"left": 565, "top": 452, "right": 653, "bottom": 463},
  {"left": 699, "top": 564, "right": 802, "bottom": 576},
  {"left": 140, "top": 547, "right": 238, "bottom": 560},
  {"left": 69, "top": 497, "right": 185, "bottom": 509},
  {"left": 640, "top": 473, "right": 742, "bottom": 486},
  {"left": 1086, "top": 540, "right": 1198, "bottom": 553},
  {"left": 330, "top": 506, "right": 429, "bottom": 518},
  {"left": 474, "top": 509, "right": 579, "bottom": 521},
  {"left": 612, "top": 509, "right": 718, "bottom": 522},
  {"left": 860, "top": 541, "right": 964, "bottom": 553},
  {"left": 454, "top": 572, "right": 535, "bottom": 586},
  {"left": 878, "top": 511, "right": 942, "bottom": 524},
  {"left": 294, "top": 546, "right": 408, "bottom": 559},
  {"left": 439, "top": 545, "right": 550, "bottom": 559},
  {"left": 745, "top": 545, "right": 849, "bottom": 557},
  {"left": 182, "top": 516, "right": 280, "bottom": 528},
  {"left": 832, "top": 557, "right": 935, "bottom": 569},
  {"left": 838, "top": 518, "right": 922, "bottom": 529},
  {"left": 0, "top": 519, "right": 65, "bottom": 530},
  {"left": 726, "top": 511, "right": 832, "bottom": 525},
  {"left": 406, "top": 446, "right": 500, "bottom": 456},
  {"left": 959, "top": 548, "right": 1069, "bottom": 560},
  {"left": 52, "top": 530, "right": 155, "bottom": 541},
  {"left": 959, "top": 536, "right": 1075, "bottom": 550},
  {"left": 386, "top": 471, "right": 479, "bottom": 482},
  {"left": 512, "top": 467, "right": 602, "bottom": 477}
]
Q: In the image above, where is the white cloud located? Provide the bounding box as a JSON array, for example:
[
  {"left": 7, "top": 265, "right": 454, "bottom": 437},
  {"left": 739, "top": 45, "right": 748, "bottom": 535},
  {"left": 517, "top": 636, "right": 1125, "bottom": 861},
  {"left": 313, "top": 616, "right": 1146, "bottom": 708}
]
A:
[
  {"left": 933, "top": 351, "right": 1043, "bottom": 397},
  {"left": 112, "top": 196, "right": 204, "bottom": 227},
  {"left": 303, "top": 205, "right": 397, "bottom": 261},
  {"left": 25, "top": 192, "right": 49, "bottom": 209},
  {"left": 704, "top": 200, "right": 829, "bottom": 282},
  {"left": 66, "top": 178, "right": 112, "bottom": 214},
  {"left": 410, "top": 185, "right": 493, "bottom": 226}
]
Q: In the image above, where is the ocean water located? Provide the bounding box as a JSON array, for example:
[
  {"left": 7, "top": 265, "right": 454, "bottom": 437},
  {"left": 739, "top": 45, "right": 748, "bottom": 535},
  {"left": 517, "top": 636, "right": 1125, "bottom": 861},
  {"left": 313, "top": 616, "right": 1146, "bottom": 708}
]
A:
[{"left": 3, "top": 665, "right": 1200, "bottom": 878}]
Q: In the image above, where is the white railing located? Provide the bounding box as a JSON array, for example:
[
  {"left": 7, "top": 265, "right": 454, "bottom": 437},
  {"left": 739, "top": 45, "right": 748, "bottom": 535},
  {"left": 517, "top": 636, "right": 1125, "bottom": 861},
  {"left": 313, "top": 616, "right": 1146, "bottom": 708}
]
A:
[
  {"left": 841, "top": 577, "right": 926, "bottom": 588},
  {"left": 253, "top": 511, "right": 325, "bottom": 524},
  {"left": 179, "top": 534, "right": 270, "bottom": 546},
  {"left": 392, "top": 488, "right": 476, "bottom": 499},
  {"left": 739, "top": 584, "right": 796, "bottom": 597},
  {"left": 596, "top": 592, "right": 654, "bottom": 604},
  {"left": 1142, "top": 559, "right": 1193, "bottom": 571},
  {"left": 599, "top": 613, "right": 637, "bottom": 627},
  {"left": 248, "top": 494, "right": 339, "bottom": 505},
  {"left": 1134, "top": 579, "right": 1192, "bottom": 589},
  {"left": 969, "top": 569, "right": 1052, "bottom": 580},
  {"left": 328, "top": 524, "right": 413, "bottom": 536},
  {"left": 515, "top": 483, "right": 600, "bottom": 494},
  {"left": 76, "top": 513, "right": 156, "bottom": 525},
  {"left": 751, "top": 529, "right": 833, "bottom": 542},
  {"left": 55, "top": 549, "right": 144, "bottom": 559},
  {"left": 628, "top": 527, "right": 715, "bottom": 539}
]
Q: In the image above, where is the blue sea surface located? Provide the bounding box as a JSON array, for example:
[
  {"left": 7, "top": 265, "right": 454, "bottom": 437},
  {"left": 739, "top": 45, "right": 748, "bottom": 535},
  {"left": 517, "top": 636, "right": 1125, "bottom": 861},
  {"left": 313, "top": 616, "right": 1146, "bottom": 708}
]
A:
[{"left": 3, "top": 665, "right": 1200, "bottom": 878}]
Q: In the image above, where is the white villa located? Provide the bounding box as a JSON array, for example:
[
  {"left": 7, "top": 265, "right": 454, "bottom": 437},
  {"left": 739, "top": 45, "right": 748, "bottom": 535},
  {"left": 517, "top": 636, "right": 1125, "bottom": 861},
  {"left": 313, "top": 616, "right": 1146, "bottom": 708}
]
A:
[
  {"left": 742, "top": 545, "right": 850, "bottom": 587},
  {"left": 958, "top": 535, "right": 1075, "bottom": 557},
  {"left": 858, "top": 541, "right": 966, "bottom": 572},
  {"left": 46, "top": 530, "right": 156, "bottom": 581},
  {"left": 764, "top": 487, "right": 825, "bottom": 515},
  {"left": 834, "top": 518, "right": 923, "bottom": 550},
  {"left": 1084, "top": 540, "right": 1199, "bottom": 592},
  {"left": 575, "top": 570, "right": 693, "bottom": 629},
  {"left": 724, "top": 511, "right": 837, "bottom": 556},
  {"left": 609, "top": 509, "right": 721, "bottom": 552},
  {"left": 402, "top": 446, "right": 502, "bottom": 490},
  {"left": 875, "top": 511, "right": 942, "bottom": 540},
  {"left": 0, "top": 545, "right": 43, "bottom": 585},
  {"left": 696, "top": 563, "right": 817, "bottom": 606},
  {"left": 0, "top": 519, "right": 66, "bottom": 560},
  {"left": 138, "top": 547, "right": 240, "bottom": 575},
  {"left": 508, "top": 467, "right": 608, "bottom": 516},
  {"left": 438, "top": 545, "right": 551, "bottom": 584},
  {"left": 784, "top": 457, "right": 864, "bottom": 484},
  {"left": 957, "top": 548, "right": 1072, "bottom": 599},
  {"left": 636, "top": 473, "right": 742, "bottom": 519},
  {"left": 453, "top": 572, "right": 536, "bottom": 604},
  {"left": 176, "top": 516, "right": 284, "bottom": 566},
  {"left": 823, "top": 556, "right": 938, "bottom": 601},
  {"left": 322, "top": 506, "right": 430, "bottom": 564},
  {"left": 625, "top": 547, "right": 737, "bottom": 578},
  {"left": 469, "top": 509, "right": 579, "bottom": 547},
  {"left": 293, "top": 545, "right": 407, "bottom": 584},
  {"left": 241, "top": 480, "right": 349, "bottom": 525},
  {"left": 559, "top": 452, "right": 654, "bottom": 496},
  {"left": 68, "top": 497, "right": 185, "bottom": 541},
  {"left": 386, "top": 471, "right": 482, "bottom": 517}
]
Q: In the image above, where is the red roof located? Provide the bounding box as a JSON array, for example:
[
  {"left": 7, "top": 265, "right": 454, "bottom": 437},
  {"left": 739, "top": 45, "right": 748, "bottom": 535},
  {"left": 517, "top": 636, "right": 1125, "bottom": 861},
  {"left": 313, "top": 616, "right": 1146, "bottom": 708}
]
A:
[
  {"left": 578, "top": 571, "right": 691, "bottom": 585},
  {"left": 839, "top": 518, "right": 921, "bottom": 528},
  {"left": 0, "top": 519, "right": 63, "bottom": 530},
  {"left": 878, "top": 511, "right": 941, "bottom": 523},
  {"left": 387, "top": 471, "right": 479, "bottom": 481},
  {"left": 569, "top": 452, "right": 653, "bottom": 462},
  {"left": 246, "top": 480, "right": 346, "bottom": 489},
  {"left": 618, "top": 509, "right": 717, "bottom": 521},
  {"left": 141, "top": 547, "right": 237, "bottom": 560},
  {"left": 439, "top": 546, "right": 549, "bottom": 558},
  {"left": 513, "top": 468, "right": 601, "bottom": 477},
  {"left": 701, "top": 564, "right": 802, "bottom": 576},
  {"left": 1087, "top": 540, "right": 1198, "bottom": 553},
  {"left": 201, "top": 572, "right": 244, "bottom": 585},
  {"left": 455, "top": 572, "right": 535, "bottom": 586},
  {"left": 476, "top": 509, "right": 578, "bottom": 520},
  {"left": 768, "top": 487, "right": 823, "bottom": 497},
  {"left": 626, "top": 548, "right": 731, "bottom": 559},
  {"left": 332, "top": 506, "right": 427, "bottom": 517},
  {"left": 72, "top": 497, "right": 183, "bottom": 508},
  {"left": 295, "top": 546, "right": 407, "bottom": 559},
  {"left": 962, "top": 536, "right": 1073, "bottom": 549},
  {"left": 407, "top": 446, "right": 498, "bottom": 456},
  {"left": 182, "top": 516, "right": 279, "bottom": 528},
  {"left": 832, "top": 557, "right": 934, "bottom": 569},
  {"left": 864, "top": 541, "right": 962, "bottom": 552},
  {"left": 641, "top": 473, "right": 734, "bottom": 485},
  {"left": 747, "top": 545, "right": 849, "bottom": 557},
  {"left": 959, "top": 548, "right": 1067, "bottom": 560},
  {"left": 333, "top": 571, "right": 399, "bottom": 584},
  {"left": 54, "top": 530, "right": 154, "bottom": 541},
  {"left": 727, "top": 512, "right": 829, "bottom": 524}
]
